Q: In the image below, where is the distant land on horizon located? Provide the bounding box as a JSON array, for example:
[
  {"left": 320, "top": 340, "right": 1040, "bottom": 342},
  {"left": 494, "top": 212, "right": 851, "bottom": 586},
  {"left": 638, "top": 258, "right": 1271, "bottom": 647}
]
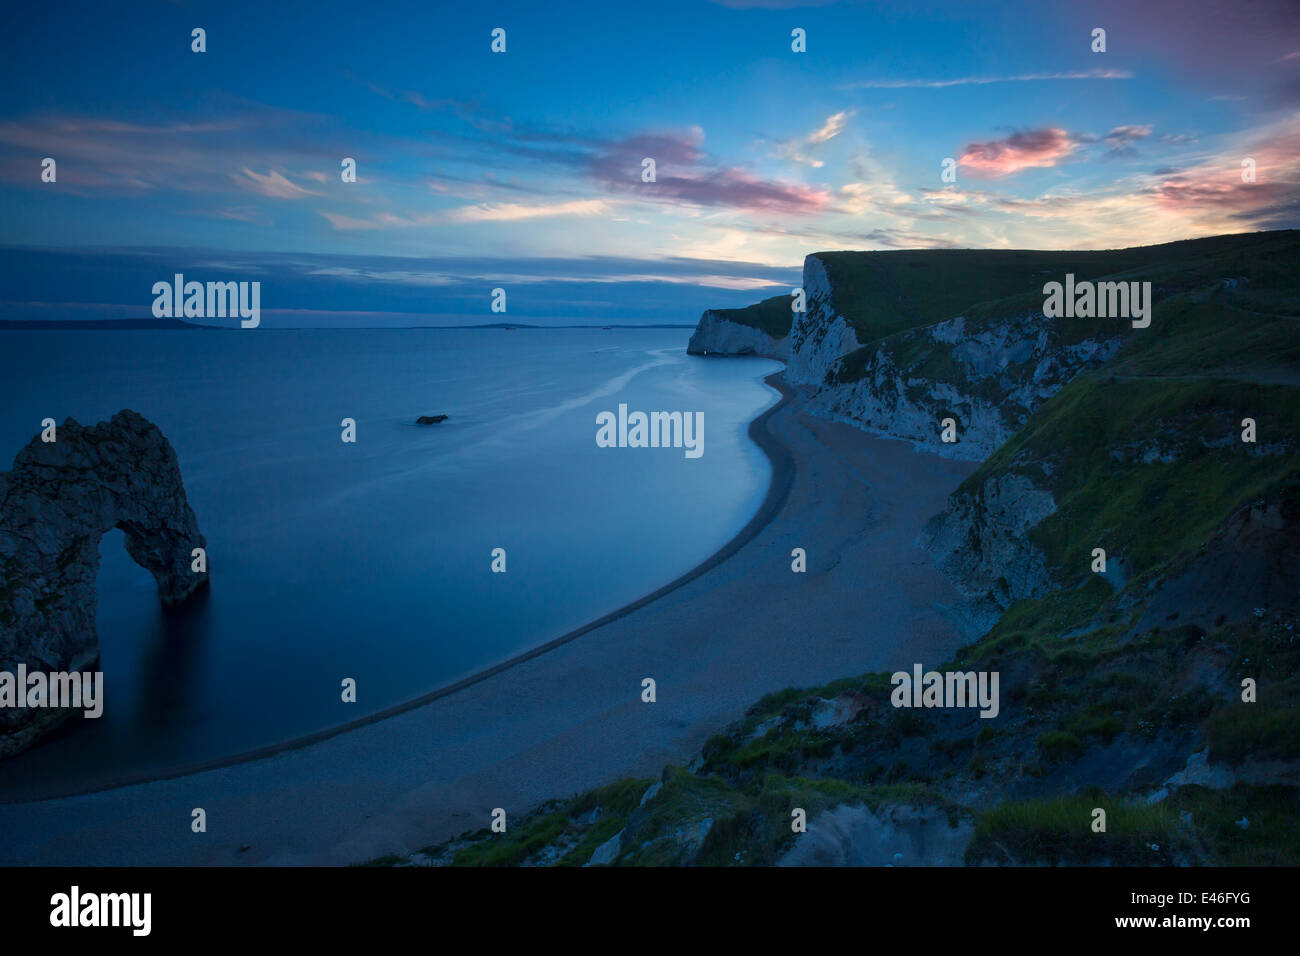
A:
[{"left": 0, "top": 318, "right": 698, "bottom": 331}]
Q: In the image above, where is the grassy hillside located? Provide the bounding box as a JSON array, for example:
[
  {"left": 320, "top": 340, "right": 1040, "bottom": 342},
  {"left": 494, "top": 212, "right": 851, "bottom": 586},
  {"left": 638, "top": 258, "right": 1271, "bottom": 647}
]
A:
[
  {"left": 707, "top": 293, "right": 795, "bottom": 338},
  {"left": 829, "top": 231, "right": 1300, "bottom": 389},
  {"left": 817, "top": 230, "right": 1298, "bottom": 349},
  {"left": 963, "top": 296, "right": 1300, "bottom": 589},
  {"left": 705, "top": 231, "right": 1297, "bottom": 364}
]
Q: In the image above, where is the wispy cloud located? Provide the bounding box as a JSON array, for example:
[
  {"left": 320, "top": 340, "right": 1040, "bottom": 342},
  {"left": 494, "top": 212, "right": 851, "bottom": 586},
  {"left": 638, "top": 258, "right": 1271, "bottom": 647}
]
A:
[
  {"left": 1102, "top": 124, "right": 1154, "bottom": 157},
  {"left": 0, "top": 108, "right": 340, "bottom": 196},
  {"left": 447, "top": 199, "right": 612, "bottom": 223},
  {"left": 233, "top": 167, "right": 322, "bottom": 199},
  {"left": 771, "top": 109, "right": 855, "bottom": 167},
  {"left": 586, "top": 129, "right": 829, "bottom": 213},
  {"left": 841, "top": 69, "right": 1132, "bottom": 90},
  {"left": 321, "top": 198, "right": 613, "bottom": 230}
]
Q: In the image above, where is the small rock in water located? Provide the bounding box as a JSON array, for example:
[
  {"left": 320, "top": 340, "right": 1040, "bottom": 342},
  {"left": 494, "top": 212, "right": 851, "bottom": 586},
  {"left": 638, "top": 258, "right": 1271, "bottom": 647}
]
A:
[{"left": 416, "top": 414, "right": 448, "bottom": 425}]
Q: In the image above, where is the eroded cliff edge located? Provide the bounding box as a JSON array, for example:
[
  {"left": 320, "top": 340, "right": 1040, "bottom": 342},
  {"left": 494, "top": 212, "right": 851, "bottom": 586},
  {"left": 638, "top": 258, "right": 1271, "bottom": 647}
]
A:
[
  {"left": 0, "top": 410, "right": 208, "bottom": 757},
  {"left": 686, "top": 293, "right": 794, "bottom": 360}
]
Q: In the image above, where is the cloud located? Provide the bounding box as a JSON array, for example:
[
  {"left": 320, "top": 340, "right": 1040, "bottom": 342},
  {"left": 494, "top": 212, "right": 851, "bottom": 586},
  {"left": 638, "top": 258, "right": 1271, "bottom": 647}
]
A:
[
  {"left": 958, "top": 128, "right": 1082, "bottom": 176},
  {"left": 321, "top": 199, "right": 614, "bottom": 230},
  {"left": 0, "top": 107, "right": 344, "bottom": 196},
  {"left": 836, "top": 179, "right": 915, "bottom": 215},
  {"left": 842, "top": 69, "right": 1132, "bottom": 90},
  {"left": 771, "top": 110, "right": 856, "bottom": 167},
  {"left": 588, "top": 130, "right": 829, "bottom": 213},
  {"left": 1102, "top": 124, "right": 1155, "bottom": 158},
  {"left": 1144, "top": 112, "right": 1300, "bottom": 229},
  {"left": 808, "top": 110, "right": 854, "bottom": 145},
  {"left": 0, "top": 245, "right": 803, "bottom": 326},
  {"left": 395, "top": 114, "right": 827, "bottom": 216},
  {"left": 193, "top": 206, "right": 271, "bottom": 224},
  {"left": 233, "top": 167, "right": 322, "bottom": 199},
  {"left": 361, "top": 79, "right": 513, "bottom": 135},
  {"left": 444, "top": 199, "right": 612, "bottom": 223},
  {"left": 922, "top": 113, "right": 1300, "bottom": 247}
]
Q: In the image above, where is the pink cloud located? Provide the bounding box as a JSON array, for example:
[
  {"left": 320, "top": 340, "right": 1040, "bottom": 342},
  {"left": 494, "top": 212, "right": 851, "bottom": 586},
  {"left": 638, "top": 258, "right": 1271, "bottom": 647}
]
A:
[
  {"left": 1148, "top": 117, "right": 1300, "bottom": 226},
  {"left": 589, "top": 130, "right": 829, "bottom": 214},
  {"left": 958, "top": 128, "right": 1081, "bottom": 176}
]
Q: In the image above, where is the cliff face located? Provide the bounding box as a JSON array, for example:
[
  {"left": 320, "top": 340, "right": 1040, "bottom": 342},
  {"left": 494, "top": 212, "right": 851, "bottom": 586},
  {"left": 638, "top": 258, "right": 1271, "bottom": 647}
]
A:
[
  {"left": 798, "top": 295, "right": 1127, "bottom": 460},
  {"left": 817, "top": 314, "right": 1123, "bottom": 460},
  {"left": 687, "top": 310, "right": 789, "bottom": 359},
  {"left": 0, "top": 410, "right": 208, "bottom": 757},
  {"left": 691, "top": 253, "right": 1126, "bottom": 459},
  {"left": 786, "top": 255, "right": 860, "bottom": 384},
  {"left": 920, "top": 472, "right": 1058, "bottom": 634}
]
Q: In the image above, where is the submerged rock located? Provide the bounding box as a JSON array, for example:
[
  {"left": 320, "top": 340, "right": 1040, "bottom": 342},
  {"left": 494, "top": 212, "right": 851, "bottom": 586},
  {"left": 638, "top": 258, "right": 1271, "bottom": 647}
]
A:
[
  {"left": 0, "top": 410, "right": 208, "bottom": 757},
  {"left": 416, "top": 415, "right": 449, "bottom": 425}
]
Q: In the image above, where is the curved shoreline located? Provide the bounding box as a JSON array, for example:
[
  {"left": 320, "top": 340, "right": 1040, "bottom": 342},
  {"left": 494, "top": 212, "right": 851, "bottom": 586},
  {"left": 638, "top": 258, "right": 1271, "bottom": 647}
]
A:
[{"left": 1, "top": 370, "right": 795, "bottom": 805}]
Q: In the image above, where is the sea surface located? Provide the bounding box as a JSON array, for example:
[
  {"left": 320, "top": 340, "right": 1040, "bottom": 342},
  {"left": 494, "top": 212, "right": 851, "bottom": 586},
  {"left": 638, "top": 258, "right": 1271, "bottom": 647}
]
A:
[{"left": 0, "top": 327, "right": 780, "bottom": 789}]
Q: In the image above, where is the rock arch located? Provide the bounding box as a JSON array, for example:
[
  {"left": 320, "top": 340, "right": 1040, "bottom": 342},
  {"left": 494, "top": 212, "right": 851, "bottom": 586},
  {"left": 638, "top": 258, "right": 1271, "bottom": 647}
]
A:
[{"left": 0, "top": 410, "right": 208, "bottom": 757}]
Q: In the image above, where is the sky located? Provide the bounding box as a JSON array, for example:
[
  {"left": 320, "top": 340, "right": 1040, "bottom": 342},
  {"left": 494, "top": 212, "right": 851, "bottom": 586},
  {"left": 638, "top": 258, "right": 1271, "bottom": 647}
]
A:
[{"left": 0, "top": 0, "right": 1297, "bottom": 325}]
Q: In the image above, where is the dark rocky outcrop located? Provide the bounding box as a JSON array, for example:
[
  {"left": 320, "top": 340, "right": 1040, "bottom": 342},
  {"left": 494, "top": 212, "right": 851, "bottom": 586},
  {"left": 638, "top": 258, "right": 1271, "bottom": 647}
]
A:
[
  {"left": 0, "top": 410, "right": 208, "bottom": 757},
  {"left": 920, "top": 471, "right": 1058, "bottom": 635}
]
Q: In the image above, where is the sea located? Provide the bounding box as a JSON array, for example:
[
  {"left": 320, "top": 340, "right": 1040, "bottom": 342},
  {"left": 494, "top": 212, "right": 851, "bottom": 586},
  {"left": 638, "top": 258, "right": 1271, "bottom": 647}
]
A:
[{"left": 0, "top": 327, "right": 780, "bottom": 790}]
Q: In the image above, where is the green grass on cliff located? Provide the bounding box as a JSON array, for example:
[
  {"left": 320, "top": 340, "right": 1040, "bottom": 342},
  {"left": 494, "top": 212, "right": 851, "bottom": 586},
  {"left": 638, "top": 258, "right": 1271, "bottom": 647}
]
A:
[
  {"left": 709, "top": 293, "right": 795, "bottom": 338},
  {"left": 966, "top": 794, "right": 1191, "bottom": 865},
  {"left": 824, "top": 230, "right": 1299, "bottom": 384},
  {"left": 951, "top": 286, "right": 1300, "bottom": 592},
  {"left": 818, "top": 230, "right": 1298, "bottom": 346},
  {"left": 962, "top": 374, "right": 1300, "bottom": 589}
]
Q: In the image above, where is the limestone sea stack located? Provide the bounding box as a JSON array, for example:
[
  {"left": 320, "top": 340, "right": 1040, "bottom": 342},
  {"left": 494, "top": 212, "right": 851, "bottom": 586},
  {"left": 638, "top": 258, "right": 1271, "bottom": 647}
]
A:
[{"left": 0, "top": 410, "right": 208, "bottom": 757}]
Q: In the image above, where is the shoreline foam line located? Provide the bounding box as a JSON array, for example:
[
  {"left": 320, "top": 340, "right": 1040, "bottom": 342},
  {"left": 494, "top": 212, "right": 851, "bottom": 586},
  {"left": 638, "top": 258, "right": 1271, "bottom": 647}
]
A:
[{"left": 0, "top": 370, "right": 796, "bottom": 804}]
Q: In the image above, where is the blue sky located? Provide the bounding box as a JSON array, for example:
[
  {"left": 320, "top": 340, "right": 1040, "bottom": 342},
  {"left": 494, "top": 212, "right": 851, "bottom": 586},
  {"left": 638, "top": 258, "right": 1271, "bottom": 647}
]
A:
[{"left": 1, "top": 0, "right": 1297, "bottom": 325}]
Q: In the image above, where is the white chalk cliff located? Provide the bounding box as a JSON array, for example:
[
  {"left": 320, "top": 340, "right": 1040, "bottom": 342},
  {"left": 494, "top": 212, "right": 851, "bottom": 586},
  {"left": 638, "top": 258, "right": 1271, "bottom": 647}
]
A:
[
  {"left": 687, "top": 310, "right": 789, "bottom": 360},
  {"left": 786, "top": 255, "right": 862, "bottom": 385}
]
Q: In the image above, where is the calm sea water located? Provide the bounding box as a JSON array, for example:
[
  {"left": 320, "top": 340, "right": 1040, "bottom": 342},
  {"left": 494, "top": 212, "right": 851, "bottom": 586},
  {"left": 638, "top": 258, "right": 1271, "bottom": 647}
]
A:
[{"left": 0, "top": 327, "right": 779, "bottom": 788}]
